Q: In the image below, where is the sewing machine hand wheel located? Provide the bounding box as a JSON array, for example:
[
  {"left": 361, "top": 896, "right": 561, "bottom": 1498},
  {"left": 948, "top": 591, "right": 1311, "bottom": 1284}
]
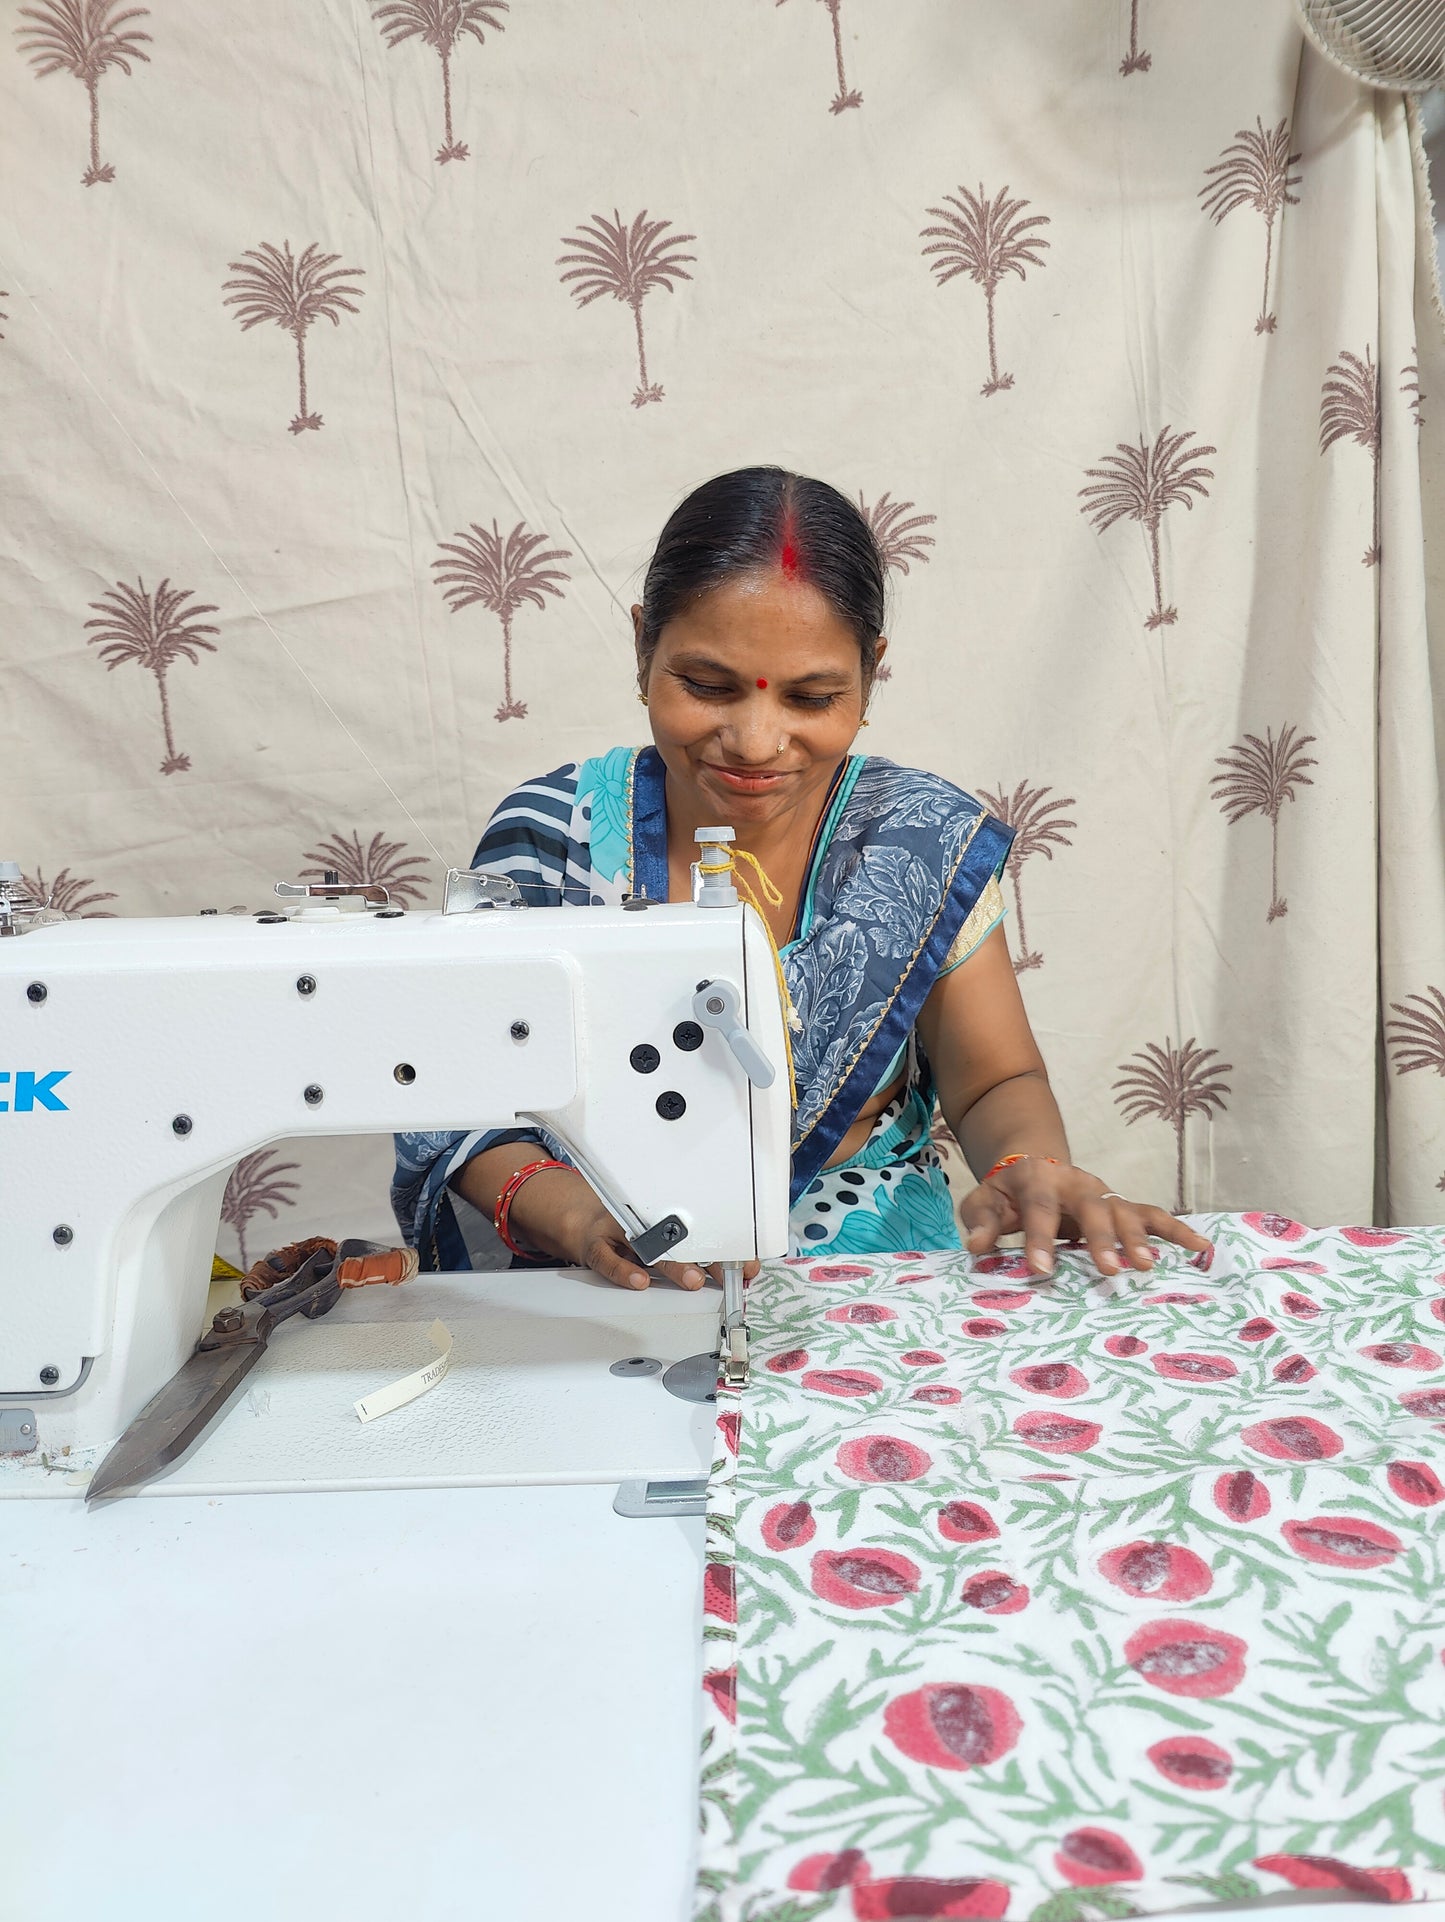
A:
[{"left": 692, "top": 980, "right": 775, "bottom": 1089}]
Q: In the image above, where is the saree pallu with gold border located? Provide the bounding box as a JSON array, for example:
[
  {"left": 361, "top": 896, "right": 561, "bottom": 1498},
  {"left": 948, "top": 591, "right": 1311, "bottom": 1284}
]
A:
[{"left": 392, "top": 748, "right": 1013, "bottom": 1268}]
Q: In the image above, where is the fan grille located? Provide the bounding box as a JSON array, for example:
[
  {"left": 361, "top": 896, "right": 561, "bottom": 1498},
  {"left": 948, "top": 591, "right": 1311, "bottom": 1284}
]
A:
[{"left": 1298, "top": 0, "right": 1445, "bottom": 89}]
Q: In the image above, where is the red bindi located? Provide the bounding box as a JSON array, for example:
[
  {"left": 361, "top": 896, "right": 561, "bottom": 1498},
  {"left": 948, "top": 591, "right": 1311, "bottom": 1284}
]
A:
[{"left": 756, "top": 677, "right": 768, "bottom": 689}]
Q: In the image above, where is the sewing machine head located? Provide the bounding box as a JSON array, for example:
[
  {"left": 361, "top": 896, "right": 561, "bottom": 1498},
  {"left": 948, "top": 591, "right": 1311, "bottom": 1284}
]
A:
[{"left": 0, "top": 865, "right": 791, "bottom": 1456}]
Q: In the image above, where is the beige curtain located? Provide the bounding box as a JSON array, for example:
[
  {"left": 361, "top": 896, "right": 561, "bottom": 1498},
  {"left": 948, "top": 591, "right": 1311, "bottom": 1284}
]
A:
[{"left": 2, "top": 0, "right": 1441, "bottom": 1261}]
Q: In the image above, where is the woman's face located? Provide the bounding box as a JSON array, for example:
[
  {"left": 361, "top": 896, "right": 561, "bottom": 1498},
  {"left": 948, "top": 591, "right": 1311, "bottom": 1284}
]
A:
[{"left": 635, "top": 568, "right": 882, "bottom": 829}]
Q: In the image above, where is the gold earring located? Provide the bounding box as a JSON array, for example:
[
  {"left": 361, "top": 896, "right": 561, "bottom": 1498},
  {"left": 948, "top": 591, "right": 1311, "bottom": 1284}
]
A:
[
  {"left": 637, "top": 692, "right": 649, "bottom": 706},
  {"left": 859, "top": 717, "right": 870, "bottom": 728}
]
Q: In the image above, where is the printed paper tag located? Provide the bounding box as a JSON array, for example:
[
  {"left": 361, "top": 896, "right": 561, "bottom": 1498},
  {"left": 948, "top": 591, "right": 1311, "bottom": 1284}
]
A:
[{"left": 353, "top": 1320, "right": 453, "bottom": 1424}]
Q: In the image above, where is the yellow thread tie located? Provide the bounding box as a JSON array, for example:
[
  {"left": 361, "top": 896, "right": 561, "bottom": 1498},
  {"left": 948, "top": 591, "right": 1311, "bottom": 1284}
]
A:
[{"left": 697, "top": 848, "right": 800, "bottom": 1109}]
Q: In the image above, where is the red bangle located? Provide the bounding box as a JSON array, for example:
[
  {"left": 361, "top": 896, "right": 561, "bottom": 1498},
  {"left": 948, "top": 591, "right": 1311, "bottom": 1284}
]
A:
[
  {"left": 982, "top": 1153, "right": 1061, "bottom": 1186},
  {"left": 493, "top": 1159, "right": 571, "bottom": 1259}
]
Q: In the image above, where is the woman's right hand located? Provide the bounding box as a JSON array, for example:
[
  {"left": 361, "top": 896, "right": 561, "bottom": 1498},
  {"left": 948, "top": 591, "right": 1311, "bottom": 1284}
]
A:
[
  {"left": 456, "top": 1149, "right": 751, "bottom": 1291},
  {"left": 511, "top": 1165, "right": 745, "bottom": 1292},
  {"left": 573, "top": 1199, "right": 709, "bottom": 1291}
]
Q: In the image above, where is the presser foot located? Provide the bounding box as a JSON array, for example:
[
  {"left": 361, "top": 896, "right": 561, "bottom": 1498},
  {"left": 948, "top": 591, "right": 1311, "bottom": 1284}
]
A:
[
  {"left": 721, "top": 1323, "right": 750, "bottom": 1389},
  {"left": 719, "top": 1261, "right": 750, "bottom": 1389},
  {"left": 660, "top": 1262, "right": 751, "bottom": 1400}
]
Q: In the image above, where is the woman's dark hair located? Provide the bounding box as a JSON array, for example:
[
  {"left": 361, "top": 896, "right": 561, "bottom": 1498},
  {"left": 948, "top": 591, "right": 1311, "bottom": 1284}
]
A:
[{"left": 638, "top": 466, "right": 886, "bottom": 677}]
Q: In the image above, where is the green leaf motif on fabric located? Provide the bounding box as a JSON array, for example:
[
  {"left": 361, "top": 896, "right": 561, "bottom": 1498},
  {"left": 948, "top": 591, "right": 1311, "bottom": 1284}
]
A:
[
  {"left": 1030, "top": 1891, "right": 1142, "bottom": 1922},
  {"left": 576, "top": 746, "right": 635, "bottom": 888}
]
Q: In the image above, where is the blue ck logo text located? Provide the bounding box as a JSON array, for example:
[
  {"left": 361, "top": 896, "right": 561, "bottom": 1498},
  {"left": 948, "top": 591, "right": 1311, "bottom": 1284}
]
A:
[{"left": 0, "top": 1071, "right": 70, "bottom": 1112}]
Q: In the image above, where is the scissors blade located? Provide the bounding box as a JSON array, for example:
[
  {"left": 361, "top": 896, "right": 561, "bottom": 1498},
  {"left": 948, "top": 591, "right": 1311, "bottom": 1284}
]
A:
[{"left": 84, "top": 1336, "right": 268, "bottom": 1504}]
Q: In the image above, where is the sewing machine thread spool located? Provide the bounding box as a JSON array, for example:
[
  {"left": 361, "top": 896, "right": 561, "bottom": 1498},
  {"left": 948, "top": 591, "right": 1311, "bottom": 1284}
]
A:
[{"left": 693, "top": 827, "right": 737, "bottom": 908}]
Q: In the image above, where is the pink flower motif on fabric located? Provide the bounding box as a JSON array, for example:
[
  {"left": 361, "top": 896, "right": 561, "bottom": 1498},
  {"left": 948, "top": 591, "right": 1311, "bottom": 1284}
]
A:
[
  {"left": 1124, "top": 1620, "right": 1247, "bottom": 1697},
  {"left": 1099, "top": 1541, "right": 1212, "bottom": 1602},
  {"left": 1055, "top": 1828, "right": 1145, "bottom": 1886},
  {"left": 837, "top": 1436, "right": 932, "bottom": 1483},
  {"left": 883, "top": 1683, "right": 1022, "bottom": 1770}
]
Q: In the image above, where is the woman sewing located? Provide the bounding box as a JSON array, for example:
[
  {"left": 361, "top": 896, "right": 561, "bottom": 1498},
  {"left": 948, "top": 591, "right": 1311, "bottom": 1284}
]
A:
[{"left": 393, "top": 467, "right": 1209, "bottom": 1286}]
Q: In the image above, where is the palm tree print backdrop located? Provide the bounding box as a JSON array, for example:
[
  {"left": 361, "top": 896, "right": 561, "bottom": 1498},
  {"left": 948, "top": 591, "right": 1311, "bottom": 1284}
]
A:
[
  {"left": 1211, "top": 726, "right": 1317, "bottom": 924},
  {"left": 557, "top": 211, "right": 696, "bottom": 408},
  {"left": 16, "top": 0, "right": 150, "bottom": 186},
  {"left": 1198, "top": 118, "right": 1302, "bottom": 336},
  {"left": 859, "top": 490, "right": 935, "bottom": 681},
  {"left": 976, "top": 781, "right": 1076, "bottom": 974},
  {"left": 433, "top": 520, "right": 571, "bottom": 721},
  {"left": 1320, "top": 347, "right": 1383, "bottom": 565},
  {"left": 1079, "top": 428, "right": 1215, "bottom": 629},
  {"left": 1120, "top": 0, "right": 1150, "bottom": 76},
  {"left": 223, "top": 244, "right": 366, "bottom": 436},
  {"left": 370, "top": 0, "right": 508, "bottom": 165},
  {"left": 3, "top": 2, "right": 1441, "bottom": 1247},
  {"left": 84, "top": 579, "right": 219, "bottom": 775},
  {"left": 1387, "top": 988, "right": 1445, "bottom": 1193},
  {"left": 775, "top": 0, "right": 861, "bottom": 116},
  {"left": 220, "top": 1149, "right": 301, "bottom": 1271},
  {"left": 1114, "top": 1038, "right": 1233, "bottom": 1214},
  {"left": 920, "top": 185, "right": 1050, "bottom": 397}
]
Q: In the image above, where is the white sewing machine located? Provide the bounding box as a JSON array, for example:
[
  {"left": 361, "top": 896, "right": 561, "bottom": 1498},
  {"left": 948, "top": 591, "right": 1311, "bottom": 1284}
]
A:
[
  {"left": 0, "top": 844, "right": 789, "bottom": 1459},
  {"left": 0, "top": 849, "right": 791, "bottom": 1922}
]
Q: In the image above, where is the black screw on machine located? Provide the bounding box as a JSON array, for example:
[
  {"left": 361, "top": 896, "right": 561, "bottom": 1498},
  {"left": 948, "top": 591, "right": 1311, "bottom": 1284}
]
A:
[
  {"left": 172, "top": 1114, "right": 193, "bottom": 1136},
  {"left": 26, "top": 982, "right": 46, "bottom": 1004},
  {"left": 39, "top": 1366, "right": 59, "bottom": 1386},
  {"left": 672, "top": 1021, "right": 703, "bottom": 1052},
  {"left": 52, "top": 1224, "right": 73, "bottom": 1247},
  {"left": 510, "top": 1021, "right": 530, "bottom": 1042},
  {"left": 394, "top": 1063, "right": 416, "bottom": 1084},
  {"left": 655, "top": 1091, "right": 687, "bottom": 1121},
  {"left": 304, "top": 1085, "right": 324, "bottom": 1106},
  {"left": 296, "top": 975, "right": 317, "bottom": 997},
  {"left": 629, "top": 1043, "right": 660, "bottom": 1074}
]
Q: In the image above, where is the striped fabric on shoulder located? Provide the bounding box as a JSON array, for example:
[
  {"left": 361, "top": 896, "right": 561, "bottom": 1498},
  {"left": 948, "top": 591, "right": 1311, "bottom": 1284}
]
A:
[{"left": 470, "top": 764, "right": 579, "bottom": 899}]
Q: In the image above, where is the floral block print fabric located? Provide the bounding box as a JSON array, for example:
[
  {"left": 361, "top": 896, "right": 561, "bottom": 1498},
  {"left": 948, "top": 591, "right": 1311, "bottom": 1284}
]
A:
[{"left": 695, "top": 1214, "right": 1445, "bottom": 1921}]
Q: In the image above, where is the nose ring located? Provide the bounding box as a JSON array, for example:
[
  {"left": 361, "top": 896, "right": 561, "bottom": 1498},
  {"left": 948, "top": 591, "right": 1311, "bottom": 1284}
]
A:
[{"left": 776, "top": 737, "right": 786, "bottom": 756}]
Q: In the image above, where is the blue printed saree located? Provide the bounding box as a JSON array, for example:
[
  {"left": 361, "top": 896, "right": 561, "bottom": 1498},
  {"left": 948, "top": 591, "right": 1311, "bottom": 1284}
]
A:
[{"left": 393, "top": 748, "right": 1013, "bottom": 1268}]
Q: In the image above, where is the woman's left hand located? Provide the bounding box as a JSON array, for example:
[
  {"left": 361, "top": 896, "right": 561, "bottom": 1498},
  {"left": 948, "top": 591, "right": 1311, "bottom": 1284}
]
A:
[{"left": 959, "top": 1159, "right": 1213, "bottom": 1279}]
